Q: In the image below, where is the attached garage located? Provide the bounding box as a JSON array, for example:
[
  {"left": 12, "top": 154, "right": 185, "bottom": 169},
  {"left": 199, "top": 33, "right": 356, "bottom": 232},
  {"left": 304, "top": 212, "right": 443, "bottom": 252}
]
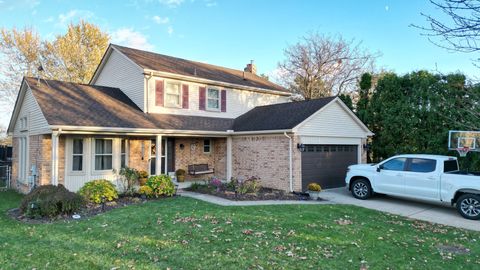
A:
[
  {"left": 231, "top": 96, "right": 374, "bottom": 192},
  {"left": 301, "top": 144, "right": 358, "bottom": 190}
]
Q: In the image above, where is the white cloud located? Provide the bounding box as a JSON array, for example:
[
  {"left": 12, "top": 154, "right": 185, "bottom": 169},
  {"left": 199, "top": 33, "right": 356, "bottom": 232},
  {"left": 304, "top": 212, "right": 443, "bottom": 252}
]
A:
[
  {"left": 152, "top": 15, "right": 169, "bottom": 24},
  {"left": 56, "top": 9, "right": 94, "bottom": 27},
  {"left": 43, "top": 16, "right": 54, "bottom": 23},
  {"left": 111, "top": 28, "right": 154, "bottom": 50},
  {"left": 205, "top": 0, "right": 217, "bottom": 7},
  {"left": 167, "top": 26, "right": 174, "bottom": 35},
  {"left": 385, "top": 5, "right": 389, "bottom": 11},
  {"left": 159, "top": 0, "right": 184, "bottom": 8}
]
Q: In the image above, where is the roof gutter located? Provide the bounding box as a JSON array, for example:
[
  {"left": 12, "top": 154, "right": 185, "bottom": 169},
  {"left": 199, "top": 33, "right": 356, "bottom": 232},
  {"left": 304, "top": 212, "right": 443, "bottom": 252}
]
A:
[
  {"left": 49, "top": 125, "right": 230, "bottom": 136},
  {"left": 230, "top": 129, "right": 292, "bottom": 135},
  {"left": 142, "top": 69, "right": 291, "bottom": 97}
]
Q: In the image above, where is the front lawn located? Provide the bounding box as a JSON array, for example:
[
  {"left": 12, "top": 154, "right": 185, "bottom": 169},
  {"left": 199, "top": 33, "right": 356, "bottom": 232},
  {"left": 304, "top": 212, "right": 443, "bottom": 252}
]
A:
[{"left": 0, "top": 190, "right": 479, "bottom": 269}]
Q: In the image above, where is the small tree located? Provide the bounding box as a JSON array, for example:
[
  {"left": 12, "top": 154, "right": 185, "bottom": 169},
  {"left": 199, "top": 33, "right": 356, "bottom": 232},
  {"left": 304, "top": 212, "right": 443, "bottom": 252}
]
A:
[{"left": 118, "top": 167, "right": 140, "bottom": 195}]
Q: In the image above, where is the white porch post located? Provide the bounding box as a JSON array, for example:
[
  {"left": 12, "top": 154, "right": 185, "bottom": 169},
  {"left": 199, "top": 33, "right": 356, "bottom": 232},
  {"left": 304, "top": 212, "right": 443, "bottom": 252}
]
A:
[
  {"left": 226, "top": 135, "right": 232, "bottom": 181},
  {"left": 155, "top": 134, "right": 162, "bottom": 175},
  {"left": 51, "top": 131, "right": 59, "bottom": 185}
]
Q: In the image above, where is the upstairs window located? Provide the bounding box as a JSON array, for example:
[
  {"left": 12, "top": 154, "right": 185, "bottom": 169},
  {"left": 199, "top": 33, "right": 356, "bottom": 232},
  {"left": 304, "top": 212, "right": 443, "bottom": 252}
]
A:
[
  {"left": 19, "top": 116, "right": 28, "bottom": 131},
  {"left": 72, "top": 139, "right": 84, "bottom": 171},
  {"left": 95, "top": 139, "right": 113, "bottom": 171},
  {"left": 207, "top": 88, "right": 220, "bottom": 111},
  {"left": 165, "top": 81, "right": 181, "bottom": 108}
]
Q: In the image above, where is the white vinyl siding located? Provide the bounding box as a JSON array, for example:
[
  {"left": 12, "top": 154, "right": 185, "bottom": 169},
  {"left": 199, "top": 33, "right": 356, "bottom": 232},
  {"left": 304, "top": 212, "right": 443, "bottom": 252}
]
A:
[
  {"left": 65, "top": 136, "right": 124, "bottom": 192},
  {"left": 13, "top": 86, "right": 50, "bottom": 136},
  {"left": 296, "top": 100, "right": 369, "bottom": 138},
  {"left": 148, "top": 77, "right": 289, "bottom": 118},
  {"left": 94, "top": 49, "right": 145, "bottom": 111}
]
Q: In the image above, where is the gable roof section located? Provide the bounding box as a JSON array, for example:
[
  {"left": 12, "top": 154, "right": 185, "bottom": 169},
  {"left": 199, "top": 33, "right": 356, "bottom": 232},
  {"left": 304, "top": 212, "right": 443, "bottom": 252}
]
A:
[
  {"left": 105, "top": 44, "right": 288, "bottom": 93},
  {"left": 232, "top": 97, "right": 337, "bottom": 132},
  {"left": 25, "top": 77, "right": 233, "bottom": 131}
]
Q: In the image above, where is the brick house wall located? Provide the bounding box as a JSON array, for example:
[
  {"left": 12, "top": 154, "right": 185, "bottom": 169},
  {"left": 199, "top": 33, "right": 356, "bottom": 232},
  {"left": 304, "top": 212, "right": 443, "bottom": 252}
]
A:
[
  {"left": 128, "top": 138, "right": 150, "bottom": 173},
  {"left": 174, "top": 137, "right": 226, "bottom": 180},
  {"left": 231, "top": 134, "right": 302, "bottom": 192}
]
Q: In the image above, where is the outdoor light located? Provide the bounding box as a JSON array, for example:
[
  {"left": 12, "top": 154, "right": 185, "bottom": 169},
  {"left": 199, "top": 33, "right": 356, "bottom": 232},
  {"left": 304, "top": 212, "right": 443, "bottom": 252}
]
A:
[
  {"left": 179, "top": 143, "right": 185, "bottom": 150},
  {"left": 297, "top": 143, "right": 306, "bottom": 152}
]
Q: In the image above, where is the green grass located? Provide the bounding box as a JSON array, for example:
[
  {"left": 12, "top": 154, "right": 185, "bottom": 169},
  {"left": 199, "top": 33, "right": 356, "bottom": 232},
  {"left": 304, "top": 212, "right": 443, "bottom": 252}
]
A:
[{"left": 0, "top": 190, "right": 479, "bottom": 269}]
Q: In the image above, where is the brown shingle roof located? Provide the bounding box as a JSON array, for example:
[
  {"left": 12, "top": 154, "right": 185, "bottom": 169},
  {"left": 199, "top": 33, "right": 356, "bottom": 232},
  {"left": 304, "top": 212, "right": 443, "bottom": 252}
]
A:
[
  {"left": 232, "top": 97, "right": 336, "bottom": 132},
  {"left": 111, "top": 44, "right": 288, "bottom": 93},
  {"left": 26, "top": 77, "right": 234, "bottom": 132}
]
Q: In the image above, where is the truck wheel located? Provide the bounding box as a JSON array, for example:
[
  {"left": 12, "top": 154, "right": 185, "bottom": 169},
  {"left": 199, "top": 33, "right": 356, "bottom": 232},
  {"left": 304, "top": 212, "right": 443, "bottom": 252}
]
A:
[
  {"left": 351, "top": 179, "right": 372, "bottom": 200},
  {"left": 456, "top": 194, "right": 480, "bottom": 220}
]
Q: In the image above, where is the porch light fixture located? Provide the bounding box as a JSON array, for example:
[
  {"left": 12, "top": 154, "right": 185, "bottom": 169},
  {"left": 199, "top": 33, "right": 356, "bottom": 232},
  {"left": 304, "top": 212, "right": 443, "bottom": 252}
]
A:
[
  {"left": 297, "top": 143, "right": 306, "bottom": 152},
  {"left": 179, "top": 143, "right": 185, "bottom": 150}
]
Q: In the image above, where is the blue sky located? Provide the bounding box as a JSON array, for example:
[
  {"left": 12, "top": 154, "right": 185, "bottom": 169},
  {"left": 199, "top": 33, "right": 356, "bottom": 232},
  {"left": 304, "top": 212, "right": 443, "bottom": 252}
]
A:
[{"left": 0, "top": 0, "right": 478, "bottom": 80}]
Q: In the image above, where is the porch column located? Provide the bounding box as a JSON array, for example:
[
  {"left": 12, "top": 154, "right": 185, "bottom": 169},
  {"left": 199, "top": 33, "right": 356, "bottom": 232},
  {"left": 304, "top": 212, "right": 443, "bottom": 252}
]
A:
[
  {"left": 155, "top": 134, "right": 162, "bottom": 175},
  {"left": 226, "top": 136, "right": 232, "bottom": 181},
  {"left": 51, "top": 131, "right": 59, "bottom": 185}
]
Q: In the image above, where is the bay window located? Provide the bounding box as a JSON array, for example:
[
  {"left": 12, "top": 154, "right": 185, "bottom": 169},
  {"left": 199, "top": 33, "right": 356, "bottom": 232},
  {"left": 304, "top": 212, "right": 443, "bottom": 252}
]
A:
[{"left": 72, "top": 139, "right": 84, "bottom": 171}]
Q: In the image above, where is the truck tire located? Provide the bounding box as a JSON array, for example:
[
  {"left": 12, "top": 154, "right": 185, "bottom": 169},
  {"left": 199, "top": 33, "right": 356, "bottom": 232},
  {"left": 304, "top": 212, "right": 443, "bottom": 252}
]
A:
[
  {"left": 351, "top": 179, "right": 372, "bottom": 200},
  {"left": 456, "top": 194, "right": 480, "bottom": 220}
]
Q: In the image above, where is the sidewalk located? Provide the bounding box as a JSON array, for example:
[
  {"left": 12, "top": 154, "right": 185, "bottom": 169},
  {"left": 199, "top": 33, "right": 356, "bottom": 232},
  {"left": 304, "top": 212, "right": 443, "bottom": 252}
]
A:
[{"left": 178, "top": 190, "right": 333, "bottom": 206}]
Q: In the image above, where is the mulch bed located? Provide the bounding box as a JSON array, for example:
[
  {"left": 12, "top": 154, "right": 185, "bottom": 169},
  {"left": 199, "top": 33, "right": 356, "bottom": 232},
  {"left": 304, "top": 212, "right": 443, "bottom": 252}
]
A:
[
  {"left": 186, "top": 186, "right": 323, "bottom": 201},
  {"left": 7, "top": 195, "right": 174, "bottom": 224}
]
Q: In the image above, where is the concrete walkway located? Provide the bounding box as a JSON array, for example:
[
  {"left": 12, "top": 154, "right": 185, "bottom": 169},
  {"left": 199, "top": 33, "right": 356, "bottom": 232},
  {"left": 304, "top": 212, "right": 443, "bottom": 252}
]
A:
[
  {"left": 179, "top": 189, "right": 479, "bottom": 231},
  {"left": 321, "top": 188, "right": 480, "bottom": 231},
  {"left": 178, "top": 190, "right": 333, "bottom": 206}
]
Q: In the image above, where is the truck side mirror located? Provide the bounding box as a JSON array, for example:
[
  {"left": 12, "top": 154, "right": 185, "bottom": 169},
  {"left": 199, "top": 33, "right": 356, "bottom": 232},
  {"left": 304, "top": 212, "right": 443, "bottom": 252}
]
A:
[{"left": 376, "top": 165, "right": 383, "bottom": 172}]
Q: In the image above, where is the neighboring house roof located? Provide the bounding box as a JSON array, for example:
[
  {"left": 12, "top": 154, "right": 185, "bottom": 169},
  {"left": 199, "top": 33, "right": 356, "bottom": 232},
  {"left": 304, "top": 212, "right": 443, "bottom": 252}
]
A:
[
  {"left": 232, "top": 97, "right": 337, "bottom": 132},
  {"left": 25, "top": 77, "right": 233, "bottom": 132},
  {"left": 109, "top": 44, "right": 288, "bottom": 93}
]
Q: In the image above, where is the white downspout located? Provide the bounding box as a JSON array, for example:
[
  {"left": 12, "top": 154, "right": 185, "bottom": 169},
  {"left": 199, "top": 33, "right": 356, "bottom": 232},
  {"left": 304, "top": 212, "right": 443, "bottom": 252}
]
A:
[{"left": 284, "top": 132, "right": 293, "bottom": 192}]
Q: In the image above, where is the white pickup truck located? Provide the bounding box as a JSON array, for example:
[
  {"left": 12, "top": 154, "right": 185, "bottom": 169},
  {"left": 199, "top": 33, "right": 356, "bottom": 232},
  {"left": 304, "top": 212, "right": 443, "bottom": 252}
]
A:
[{"left": 345, "top": 154, "right": 480, "bottom": 220}]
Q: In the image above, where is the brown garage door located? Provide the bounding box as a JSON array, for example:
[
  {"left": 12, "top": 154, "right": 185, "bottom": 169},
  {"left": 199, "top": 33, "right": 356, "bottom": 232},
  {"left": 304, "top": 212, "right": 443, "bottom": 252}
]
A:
[{"left": 301, "top": 145, "right": 358, "bottom": 190}]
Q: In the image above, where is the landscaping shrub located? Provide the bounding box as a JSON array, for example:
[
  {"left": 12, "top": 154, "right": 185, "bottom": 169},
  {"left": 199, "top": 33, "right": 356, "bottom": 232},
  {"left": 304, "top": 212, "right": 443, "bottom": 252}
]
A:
[
  {"left": 189, "top": 182, "right": 203, "bottom": 191},
  {"left": 118, "top": 167, "right": 139, "bottom": 195},
  {"left": 20, "top": 185, "right": 85, "bottom": 218},
  {"left": 79, "top": 179, "right": 118, "bottom": 204},
  {"left": 138, "top": 185, "right": 154, "bottom": 198},
  {"left": 138, "top": 170, "right": 149, "bottom": 186},
  {"left": 236, "top": 176, "right": 262, "bottom": 194},
  {"left": 209, "top": 177, "right": 223, "bottom": 191},
  {"left": 307, "top": 183, "right": 322, "bottom": 192},
  {"left": 145, "top": 175, "right": 175, "bottom": 197}
]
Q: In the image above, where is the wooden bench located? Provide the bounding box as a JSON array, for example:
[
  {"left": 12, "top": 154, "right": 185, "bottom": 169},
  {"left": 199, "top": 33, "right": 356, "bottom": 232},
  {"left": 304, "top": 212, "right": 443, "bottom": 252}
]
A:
[{"left": 188, "top": 164, "right": 214, "bottom": 175}]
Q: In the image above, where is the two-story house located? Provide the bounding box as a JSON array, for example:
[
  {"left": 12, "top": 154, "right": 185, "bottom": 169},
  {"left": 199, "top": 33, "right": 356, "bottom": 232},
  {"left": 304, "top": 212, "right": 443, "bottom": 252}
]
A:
[{"left": 7, "top": 44, "right": 372, "bottom": 193}]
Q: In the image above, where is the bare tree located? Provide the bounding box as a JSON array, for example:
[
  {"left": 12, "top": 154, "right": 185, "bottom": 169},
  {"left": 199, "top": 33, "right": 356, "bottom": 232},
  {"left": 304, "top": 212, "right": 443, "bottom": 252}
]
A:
[
  {"left": 0, "top": 21, "right": 109, "bottom": 126},
  {"left": 278, "top": 33, "right": 378, "bottom": 99},
  {"left": 417, "top": 0, "right": 480, "bottom": 58}
]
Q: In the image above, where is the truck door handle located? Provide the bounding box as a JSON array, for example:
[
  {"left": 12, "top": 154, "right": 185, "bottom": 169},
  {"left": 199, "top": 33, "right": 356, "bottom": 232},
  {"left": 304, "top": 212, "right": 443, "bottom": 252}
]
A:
[
  {"left": 427, "top": 176, "right": 436, "bottom": 180},
  {"left": 395, "top": 174, "right": 403, "bottom": 177}
]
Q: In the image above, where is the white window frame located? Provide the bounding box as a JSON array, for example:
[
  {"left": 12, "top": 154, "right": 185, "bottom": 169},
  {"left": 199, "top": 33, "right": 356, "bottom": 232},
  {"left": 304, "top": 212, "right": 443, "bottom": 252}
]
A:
[
  {"left": 19, "top": 116, "right": 28, "bottom": 131},
  {"left": 18, "top": 137, "right": 28, "bottom": 183},
  {"left": 71, "top": 138, "right": 85, "bottom": 173},
  {"left": 206, "top": 87, "right": 220, "bottom": 111},
  {"left": 93, "top": 138, "right": 113, "bottom": 172},
  {"left": 120, "top": 139, "right": 128, "bottom": 168},
  {"left": 203, "top": 139, "right": 212, "bottom": 154},
  {"left": 164, "top": 81, "right": 182, "bottom": 108}
]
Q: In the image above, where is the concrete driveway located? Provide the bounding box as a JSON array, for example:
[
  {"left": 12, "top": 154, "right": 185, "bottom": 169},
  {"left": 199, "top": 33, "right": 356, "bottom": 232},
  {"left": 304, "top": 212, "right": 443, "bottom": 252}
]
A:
[{"left": 321, "top": 188, "right": 480, "bottom": 232}]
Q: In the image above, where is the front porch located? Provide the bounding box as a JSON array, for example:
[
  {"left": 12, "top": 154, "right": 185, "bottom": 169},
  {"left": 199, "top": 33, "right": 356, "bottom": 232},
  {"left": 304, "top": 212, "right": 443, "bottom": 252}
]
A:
[{"left": 47, "top": 132, "right": 232, "bottom": 192}]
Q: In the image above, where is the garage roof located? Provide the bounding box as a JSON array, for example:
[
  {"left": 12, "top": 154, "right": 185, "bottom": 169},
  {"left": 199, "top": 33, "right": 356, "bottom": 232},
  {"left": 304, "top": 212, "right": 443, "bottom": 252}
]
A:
[{"left": 232, "top": 97, "right": 336, "bottom": 131}]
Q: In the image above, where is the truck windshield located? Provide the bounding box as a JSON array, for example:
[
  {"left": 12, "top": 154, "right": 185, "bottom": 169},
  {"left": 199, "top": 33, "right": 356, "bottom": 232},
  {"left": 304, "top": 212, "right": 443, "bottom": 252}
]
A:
[{"left": 444, "top": 160, "right": 459, "bottom": 172}]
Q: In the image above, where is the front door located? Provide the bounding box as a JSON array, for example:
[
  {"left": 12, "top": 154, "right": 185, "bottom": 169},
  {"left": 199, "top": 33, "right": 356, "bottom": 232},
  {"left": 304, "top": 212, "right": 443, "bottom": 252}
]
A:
[{"left": 150, "top": 138, "right": 175, "bottom": 175}]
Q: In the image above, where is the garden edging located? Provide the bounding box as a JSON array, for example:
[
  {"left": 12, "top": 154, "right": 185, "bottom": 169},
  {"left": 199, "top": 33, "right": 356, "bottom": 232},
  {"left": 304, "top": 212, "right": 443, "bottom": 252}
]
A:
[{"left": 178, "top": 190, "right": 335, "bottom": 206}]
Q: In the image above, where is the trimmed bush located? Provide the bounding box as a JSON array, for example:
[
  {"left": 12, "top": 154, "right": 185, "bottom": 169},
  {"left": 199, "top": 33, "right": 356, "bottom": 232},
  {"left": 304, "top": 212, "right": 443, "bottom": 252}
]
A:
[
  {"left": 20, "top": 185, "right": 85, "bottom": 218},
  {"left": 138, "top": 185, "right": 154, "bottom": 198},
  {"left": 79, "top": 179, "right": 118, "bottom": 204},
  {"left": 146, "top": 175, "right": 175, "bottom": 197},
  {"left": 307, "top": 183, "right": 322, "bottom": 192}
]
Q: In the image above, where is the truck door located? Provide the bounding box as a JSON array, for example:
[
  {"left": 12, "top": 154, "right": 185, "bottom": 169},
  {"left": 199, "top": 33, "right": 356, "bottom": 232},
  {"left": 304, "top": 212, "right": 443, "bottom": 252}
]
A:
[
  {"left": 375, "top": 157, "right": 407, "bottom": 195},
  {"left": 403, "top": 158, "right": 440, "bottom": 200}
]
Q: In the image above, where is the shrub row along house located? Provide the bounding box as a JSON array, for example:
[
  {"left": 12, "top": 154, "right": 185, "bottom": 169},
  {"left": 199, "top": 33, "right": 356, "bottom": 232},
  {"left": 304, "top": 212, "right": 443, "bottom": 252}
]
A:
[{"left": 7, "top": 44, "right": 372, "bottom": 193}]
